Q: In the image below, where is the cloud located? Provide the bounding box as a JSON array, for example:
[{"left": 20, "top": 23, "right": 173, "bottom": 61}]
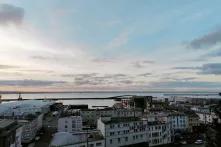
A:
[
  {"left": 174, "top": 63, "right": 221, "bottom": 75},
  {"left": 0, "top": 79, "right": 66, "bottom": 87},
  {"left": 92, "top": 58, "right": 116, "bottom": 63},
  {"left": 161, "top": 76, "right": 197, "bottom": 82},
  {"left": 66, "top": 73, "right": 132, "bottom": 86},
  {"left": 62, "top": 73, "right": 98, "bottom": 78},
  {"left": 138, "top": 73, "right": 152, "bottom": 77},
  {"left": 31, "top": 56, "right": 49, "bottom": 60},
  {"left": 0, "top": 3, "right": 24, "bottom": 25},
  {"left": 150, "top": 81, "right": 221, "bottom": 89},
  {"left": 206, "top": 49, "right": 221, "bottom": 57},
  {"left": 200, "top": 63, "right": 221, "bottom": 75},
  {"left": 0, "top": 64, "right": 19, "bottom": 69},
  {"left": 189, "top": 28, "right": 221, "bottom": 49},
  {"left": 132, "top": 60, "right": 155, "bottom": 68},
  {"left": 107, "top": 31, "right": 130, "bottom": 48},
  {"left": 173, "top": 66, "right": 200, "bottom": 70}
]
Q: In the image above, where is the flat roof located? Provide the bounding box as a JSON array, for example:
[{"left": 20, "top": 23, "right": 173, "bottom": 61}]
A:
[
  {"left": 148, "top": 121, "right": 167, "bottom": 126},
  {"left": 101, "top": 117, "right": 145, "bottom": 124},
  {"left": 50, "top": 131, "right": 104, "bottom": 146}
]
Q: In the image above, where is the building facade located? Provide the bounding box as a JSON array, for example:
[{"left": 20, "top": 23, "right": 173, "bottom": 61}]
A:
[
  {"left": 0, "top": 119, "right": 22, "bottom": 147},
  {"left": 186, "top": 113, "right": 200, "bottom": 132},
  {"left": 18, "top": 114, "right": 44, "bottom": 143},
  {"left": 168, "top": 113, "right": 188, "bottom": 131},
  {"left": 81, "top": 108, "right": 143, "bottom": 126},
  {"left": 50, "top": 131, "right": 104, "bottom": 147},
  {"left": 58, "top": 116, "right": 83, "bottom": 133},
  {"left": 148, "top": 121, "right": 172, "bottom": 146},
  {"left": 97, "top": 116, "right": 149, "bottom": 147}
]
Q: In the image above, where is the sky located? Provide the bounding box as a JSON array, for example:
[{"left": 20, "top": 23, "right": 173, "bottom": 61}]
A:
[{"left": 0, "top": 0, "right": 221, "bottom": 92}]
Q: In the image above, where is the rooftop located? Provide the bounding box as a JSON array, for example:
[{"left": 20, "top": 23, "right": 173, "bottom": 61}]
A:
[
  {"left": 0, "top": 119, "right": 15, "bottom": 130},
  {"left": 50, "top": 131, "right": 103, "bottom": 146},
  {"left": 0, "top": 119, "right": 21, "bottom": 135},
  {"left": 101, "top": 117, "right": 145, "bottom": 124},
  {"left": 0, "top": 100, "right": 55, "bottom": 115},
  {"left": 148, "top": 121, "right": 167, "bottom": 126},
  {"left": 81, "top": 107, "right": 142, "bottom": 112},
  {"left": 168, "top": 111, "right": 186, "bottom": 116}
]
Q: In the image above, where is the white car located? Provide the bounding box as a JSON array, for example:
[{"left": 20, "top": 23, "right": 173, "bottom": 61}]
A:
[
  {"left": 35, "top": 136, "right": 40, "bottom": 141},
  {"left": 194, "top": 139, "right": 203, "bottom": 144}
]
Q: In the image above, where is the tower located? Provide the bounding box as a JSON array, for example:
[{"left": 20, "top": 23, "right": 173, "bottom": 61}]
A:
[{"left": 18, "top": 92, "right": 22, "bottom": 101}]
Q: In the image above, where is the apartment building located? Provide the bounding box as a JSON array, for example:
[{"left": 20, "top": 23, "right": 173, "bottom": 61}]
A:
[
  {"left": 168, "top": 112, "right": 188, "bottom": 131},
  {"left": 81, "top": 108, "right": 143, "bottom": 126},
  {"left": 18, "top": 113, "right": 44, "bottom": 143},
  {"left": 185, "top": 112, "right": 200, "bottom": 132},
  {"left": 50, "top": 131, "right": 104, "bottom": 147},
  {"left": 147, "top": 113, "right": 172, "bottom": 146},
  {"left": 97, "top": 116, "right": 149, "bottom": 147},
  {"left": 58, "top": 116, "right": 83, "bottom": 133},
  {"left": 0, "top": 119, "right": 22, "bottom": 147},
  {"left": 148, "top": 121, "right": 172, "bottom": 146}
]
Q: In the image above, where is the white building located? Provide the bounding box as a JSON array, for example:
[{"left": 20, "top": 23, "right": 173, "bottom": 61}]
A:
[
  {"left": 58, "top": 116, "right": 83, "bottom": 133},
  {"left": 18, "top": 113, "right": 44, "bottom": 143},
  {"left": 81, "top": 108, "right": 142, "bottom": 126},
  {"left": 196, "top": 112, "right": 216, "bottom": 124},
  {"left": 97, "top": 116, "right": 149, "bottom": 147},
  {"left": 191, "top": 106, "right": 217, "bottom": 124},
  {"left": 148, "top": 121, "right": 172, "bottom": 146},
  {"left": 168, "top": 112, "right": 188, "bottom": 131},
  {"left": 147, "top": 113, "right": 172, "bottom": 146},
  {"left": 50, "top": 131, "right": 104, "bottom": 147}
]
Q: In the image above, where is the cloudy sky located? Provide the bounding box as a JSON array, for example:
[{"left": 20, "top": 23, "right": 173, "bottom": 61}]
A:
[{"left": 0, "top": 0, "right": 221, "bottom": 92}]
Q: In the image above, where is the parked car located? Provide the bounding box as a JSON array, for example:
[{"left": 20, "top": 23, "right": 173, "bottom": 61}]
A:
[{"left": 194, "top": 139, "right": 203, "bottom": 144}]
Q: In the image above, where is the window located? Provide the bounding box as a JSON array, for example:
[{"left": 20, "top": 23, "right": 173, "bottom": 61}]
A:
[
  {"left": 125, "top": 137, "right": 128, "bottom": 141},
  {"left": 96, "top": 142, "right": 102, "bottom": 146},
  {"left": 65, "top": 125, "right": 67, "bottom": 128},
  {"left": 110, "top": 124, "right": 114, "bottom": 129},
  {"left": 89, "top": 144, "right": 94, "bottom": 147},
  {"left": 152, "top": 132, "right": 159, "bottom": 137},
  {"left": 110, "top": 132, "right": 114, "bottom": 136},
  {"left": 118, "top": 138, "right": 121, "bottom": 143},
  {"left": 110, "top": 139, "right": 112, "bottom": 144}
]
